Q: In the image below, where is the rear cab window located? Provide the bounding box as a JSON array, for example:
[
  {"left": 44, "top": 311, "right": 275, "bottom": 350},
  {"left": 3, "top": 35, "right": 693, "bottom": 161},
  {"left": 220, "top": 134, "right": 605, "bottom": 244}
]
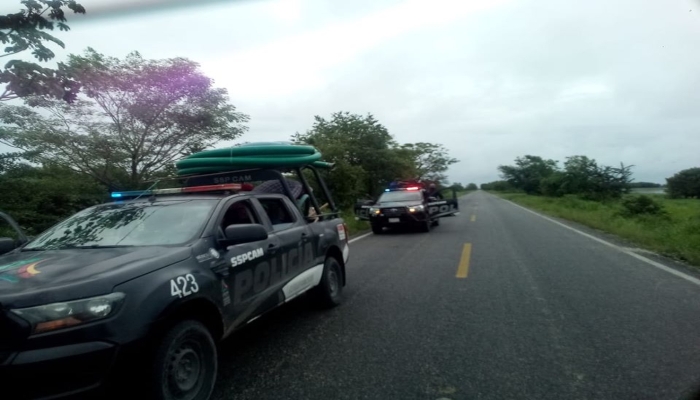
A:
[{"left": 258, "top": 197, "right": 297, "bottom": 232}]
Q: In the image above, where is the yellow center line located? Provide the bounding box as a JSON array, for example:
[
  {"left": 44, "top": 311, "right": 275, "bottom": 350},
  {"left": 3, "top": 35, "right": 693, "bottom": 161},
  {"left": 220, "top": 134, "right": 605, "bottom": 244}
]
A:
[
  {"left": 470, "top": 214, "right": 476, "bottom": 222},
  {"left": 456, "top": 243, "right": 472, "bottom": 278}
]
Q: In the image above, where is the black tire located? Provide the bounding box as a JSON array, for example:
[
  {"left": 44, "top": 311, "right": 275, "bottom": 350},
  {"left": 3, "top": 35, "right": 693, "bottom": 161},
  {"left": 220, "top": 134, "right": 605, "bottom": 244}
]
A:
[
  {"left": 432, "top": 218, "right": 440, "bottom": 227},
  {"left": 371, "top": 224, "right": 383, "bottom": 234},
  {"left": 311, "top": 256, "right": 343, "bottom": 308},
  {"left": 419, "top": 219, "right": 431, "bottom": 232},
  {"left": 151, "top": 320, "right": 218, "bottom": 400}
]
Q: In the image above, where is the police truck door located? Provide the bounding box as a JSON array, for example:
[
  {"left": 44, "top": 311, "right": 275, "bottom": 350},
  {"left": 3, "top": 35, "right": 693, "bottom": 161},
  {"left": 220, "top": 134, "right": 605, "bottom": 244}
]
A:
[
  {"left": 254, "top": 196, "right": 317, "bottom": 304},
  {"left": 427, "top": 187, "right": 460, "bottom": 219},
  {"left": 215, "top": 199, "right": 280, "bottom": 328}
]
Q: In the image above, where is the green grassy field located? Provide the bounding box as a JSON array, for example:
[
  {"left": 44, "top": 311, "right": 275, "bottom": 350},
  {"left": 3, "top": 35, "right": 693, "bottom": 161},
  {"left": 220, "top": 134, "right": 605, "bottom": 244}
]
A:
[{"left": 495, "top": 193, "right": 700, "bottom": 267}]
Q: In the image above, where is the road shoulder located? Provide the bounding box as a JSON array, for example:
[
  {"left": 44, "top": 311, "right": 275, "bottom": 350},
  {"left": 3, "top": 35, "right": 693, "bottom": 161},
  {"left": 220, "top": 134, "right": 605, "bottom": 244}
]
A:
[{"left": 489, "top": 192, "right": 700, "bottom": 282}]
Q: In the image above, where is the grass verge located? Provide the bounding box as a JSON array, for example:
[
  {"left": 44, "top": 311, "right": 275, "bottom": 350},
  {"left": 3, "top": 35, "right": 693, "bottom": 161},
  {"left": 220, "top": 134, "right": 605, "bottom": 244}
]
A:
[
  {"left": 494, "top": 193, "right": 700, "bottom": 267},
  {"left": 340, "top": 209, "right": 369, "bottom": 237}
]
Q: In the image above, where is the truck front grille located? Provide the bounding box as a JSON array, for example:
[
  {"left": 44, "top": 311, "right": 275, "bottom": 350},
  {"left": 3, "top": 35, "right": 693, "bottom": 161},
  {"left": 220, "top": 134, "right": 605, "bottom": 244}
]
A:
[{"left": 381, "top": 207, "right": 406, "bottom": 217}]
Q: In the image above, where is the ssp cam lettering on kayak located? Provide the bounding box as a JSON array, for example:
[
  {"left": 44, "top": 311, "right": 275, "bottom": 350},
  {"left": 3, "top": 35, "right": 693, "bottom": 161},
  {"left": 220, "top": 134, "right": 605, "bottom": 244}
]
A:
[{"left": 212, "top": 175, "right": 253, "bottom": 184}]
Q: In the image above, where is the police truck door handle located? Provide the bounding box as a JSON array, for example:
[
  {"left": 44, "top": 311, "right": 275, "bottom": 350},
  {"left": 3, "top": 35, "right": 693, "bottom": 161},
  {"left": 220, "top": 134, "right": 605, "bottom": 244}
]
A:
[
  {"left": 301, "top": 232, "right": 309, "bottom": 242},
  {"left": 268, "top": 243, "right": 279, "bottom": 254}
]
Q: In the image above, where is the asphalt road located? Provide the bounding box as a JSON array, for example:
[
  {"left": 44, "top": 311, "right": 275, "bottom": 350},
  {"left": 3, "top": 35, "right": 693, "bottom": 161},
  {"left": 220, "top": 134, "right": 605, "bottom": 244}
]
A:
[{"left": 211, "top": 191, "right": 700, "bottom": 400}]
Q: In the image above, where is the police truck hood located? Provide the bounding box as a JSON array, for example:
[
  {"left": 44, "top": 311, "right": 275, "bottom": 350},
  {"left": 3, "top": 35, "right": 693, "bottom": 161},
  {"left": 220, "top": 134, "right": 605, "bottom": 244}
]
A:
[
  {"left": 377, "top": 201, "right": 422, "bottom": 207},
  {"left": 0, "top": 246, "right": 191, "bottom": 308}
]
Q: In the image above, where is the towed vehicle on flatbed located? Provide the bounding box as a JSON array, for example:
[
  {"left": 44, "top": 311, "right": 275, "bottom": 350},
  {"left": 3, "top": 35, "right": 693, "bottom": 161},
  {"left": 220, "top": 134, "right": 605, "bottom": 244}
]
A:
[
  {"left": 354, "top": 181, "right": 459, "bottom": 233},
  {"left": 0, "top": 143, "right": 349, "bottom": 400}
]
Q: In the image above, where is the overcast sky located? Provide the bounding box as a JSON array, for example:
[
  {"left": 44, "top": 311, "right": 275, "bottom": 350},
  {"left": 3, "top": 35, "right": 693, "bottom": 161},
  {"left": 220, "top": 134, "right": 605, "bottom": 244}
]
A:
[{"left": 3, "top": 0, "right": 699, "bottom": 184}]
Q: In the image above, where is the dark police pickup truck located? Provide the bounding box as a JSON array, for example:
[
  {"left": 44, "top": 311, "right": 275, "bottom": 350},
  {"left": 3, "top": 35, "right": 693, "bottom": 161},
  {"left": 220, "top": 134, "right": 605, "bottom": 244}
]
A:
[
  {"left": 0, "top": 165, "right": 349, "bottom": 400},
  {"left": 355, "top": 183, "right": 459, "bottom": 234}
]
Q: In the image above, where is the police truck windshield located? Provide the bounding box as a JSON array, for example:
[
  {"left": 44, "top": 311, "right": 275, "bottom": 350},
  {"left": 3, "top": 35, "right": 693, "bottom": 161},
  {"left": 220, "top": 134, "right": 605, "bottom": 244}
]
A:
[
  {"left": 24, "top": 200, "right": 217, "bottom": 250},
  {"left": 378, "top": 191, "right": 423, "bottom": 203}
]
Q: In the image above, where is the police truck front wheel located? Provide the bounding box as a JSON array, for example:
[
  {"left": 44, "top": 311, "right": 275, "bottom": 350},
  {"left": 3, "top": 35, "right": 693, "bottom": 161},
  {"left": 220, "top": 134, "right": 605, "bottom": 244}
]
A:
[
  {"left": 152, "top": 320, "right": 218, "bottom": 400},
  {"left": 371, "top": 224, "right": 383, "bottom": 234},
  {"left": 311, "top": 256, "right": 343, "bottom": 308},
  {"left": 420, "top": 219, "right": 431, "bottom": 232}
]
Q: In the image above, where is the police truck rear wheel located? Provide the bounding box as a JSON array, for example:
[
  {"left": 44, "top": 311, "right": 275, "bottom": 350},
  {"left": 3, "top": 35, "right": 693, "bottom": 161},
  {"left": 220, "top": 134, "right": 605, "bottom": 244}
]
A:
[
  {"left": 312, "top": 256, "right": 343, "bottom": 308},
  {"left": 152, "top": 320, "right": 217, "bottom": 400}
]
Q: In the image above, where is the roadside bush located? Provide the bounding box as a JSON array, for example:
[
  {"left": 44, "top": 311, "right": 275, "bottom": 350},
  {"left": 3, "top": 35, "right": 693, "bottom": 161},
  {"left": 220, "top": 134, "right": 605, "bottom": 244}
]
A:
[
  {"left": 540, "top": 173, "right": 566, "bottom": 197},
  {"left": 620, "top": 195, "right": 667, "bottom": 217},
  {"left": 481, "top": 180, "right": 515, "bottom": 191},
  {"left": 666, "top": 167, "right": 700, "bottom": 199}
]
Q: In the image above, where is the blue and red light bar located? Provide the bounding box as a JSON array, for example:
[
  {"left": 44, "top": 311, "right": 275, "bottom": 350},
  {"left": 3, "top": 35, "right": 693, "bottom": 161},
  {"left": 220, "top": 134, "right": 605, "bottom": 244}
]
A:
[
  {"left": 111, "top": 183, "right": 242, "bottom": 199},
  {"left": 385, "top": 186, "right": 421, "bottom": 192}
]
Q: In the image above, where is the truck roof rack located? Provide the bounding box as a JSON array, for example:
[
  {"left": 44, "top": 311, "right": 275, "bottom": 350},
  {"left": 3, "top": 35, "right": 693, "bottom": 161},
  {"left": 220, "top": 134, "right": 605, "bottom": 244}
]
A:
[{"left": 112, "top": 143, "right": 339, "bottom": 221}]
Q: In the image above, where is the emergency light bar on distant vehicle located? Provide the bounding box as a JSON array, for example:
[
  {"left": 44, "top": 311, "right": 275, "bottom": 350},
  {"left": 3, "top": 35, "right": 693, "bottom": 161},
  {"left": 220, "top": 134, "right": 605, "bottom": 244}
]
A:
[{"left": 384, "top": 187, "right": 421, "bottom": 192}]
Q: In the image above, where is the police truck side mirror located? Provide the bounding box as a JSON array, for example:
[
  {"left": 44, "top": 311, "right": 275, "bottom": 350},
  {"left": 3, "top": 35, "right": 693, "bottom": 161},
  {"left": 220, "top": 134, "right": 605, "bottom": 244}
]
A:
[
  {"left": 0, "top": 237, "right": 17, "bottom": 255},
  {"left": 220, "top": 224, "right": 268, "bottom": 247}
]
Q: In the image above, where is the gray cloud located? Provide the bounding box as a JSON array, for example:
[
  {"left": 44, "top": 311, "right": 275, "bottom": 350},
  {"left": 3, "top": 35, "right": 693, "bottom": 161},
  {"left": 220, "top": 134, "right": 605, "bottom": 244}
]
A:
[
  {"left": 232, "top": 0, "right": 700, "bottom": 185},
  {"left": 2, "top": 0, "right": 699, "bottom": 185}
]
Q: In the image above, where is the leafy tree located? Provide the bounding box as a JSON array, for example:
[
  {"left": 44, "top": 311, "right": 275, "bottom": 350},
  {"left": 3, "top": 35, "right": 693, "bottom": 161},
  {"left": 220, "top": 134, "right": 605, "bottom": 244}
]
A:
[
  {"left": 293, "top": 112, "right": 415, "bottom": 204},
  {"left": 1, "top": 0, "right": 86, "bottom": 102},
  {"left": 0, "top": 48, "right": 249, "bottom": 188},
  {"left": 0, "top": 162, "right": 107, "bottom": 235},
  {"left": 498, "top": 155, "right": 558, "bottom": 194},
  {"left": 666, "top": 168, "right": 700, "bottom": 199},
  {"left": 480, "top": 180, "right": 513, "bottom": 191},
  {"left": 558, "top": 156, "right": 597, "bottom": 195},
  {"left": 0, "top": 151, "right": 25, "bottom": 172},
  {"left": 556, "top": 156, "right": 632, "bottom": 200},
  {"left": 540, "top": 171, "right": 566, "bottom": 197},
  {"left": 499, "top": 154, "right": 632, "bottom": 199},
  {"left": 400, "top": 142, "right": 458, "bottom": 183},
  {"left": 450, "top": 182, "right": 465, "bottom": 191},
  {"left": 466, "top": 183, "right": 478, "bottom": 191}
]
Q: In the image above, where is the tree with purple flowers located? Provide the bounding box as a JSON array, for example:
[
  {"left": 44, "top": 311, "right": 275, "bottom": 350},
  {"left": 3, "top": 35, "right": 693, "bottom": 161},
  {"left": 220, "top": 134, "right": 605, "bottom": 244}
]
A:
[{"left": 0, "top": 48, "right": 249, "bottom": 188}]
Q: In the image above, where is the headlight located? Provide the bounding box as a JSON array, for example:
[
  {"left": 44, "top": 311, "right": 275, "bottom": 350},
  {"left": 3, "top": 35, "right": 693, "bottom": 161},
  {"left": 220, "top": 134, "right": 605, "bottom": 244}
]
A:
[
  {"left": 369, "top": 208, "right": 380, "bottom": 215},
  {"left": 12, "top": 293, "right": 125, "bottom": 334},
  {"left": 408, "top": 205, "right": 425, "bottom": 213}
]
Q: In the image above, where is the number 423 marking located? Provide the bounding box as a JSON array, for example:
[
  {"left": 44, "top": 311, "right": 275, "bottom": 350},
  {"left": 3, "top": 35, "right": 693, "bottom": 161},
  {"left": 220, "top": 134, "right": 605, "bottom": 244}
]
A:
[{"left": 170, "top": 274, "right": 200, "bottom": 298}]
